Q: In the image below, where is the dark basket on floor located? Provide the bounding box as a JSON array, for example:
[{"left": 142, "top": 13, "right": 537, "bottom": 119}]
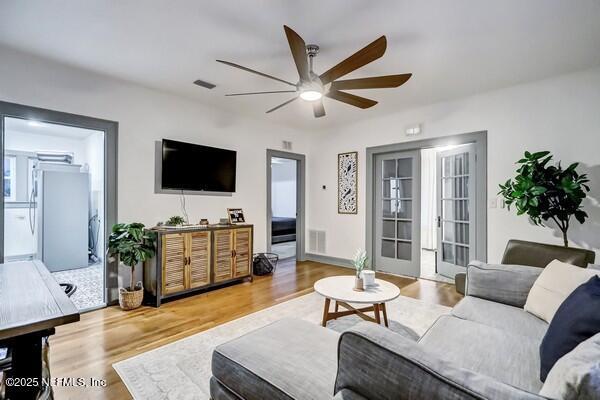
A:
[{"left": 252, "top": 253, "right": 279, "bottom": 275}]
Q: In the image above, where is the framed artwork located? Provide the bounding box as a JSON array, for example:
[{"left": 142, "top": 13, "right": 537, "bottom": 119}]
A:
[
  {"left": 338, "top": 152, "right": 358, "bottom": 214},
  {"left": 227, "top": 208, "right": 245, "bottom": 224}
]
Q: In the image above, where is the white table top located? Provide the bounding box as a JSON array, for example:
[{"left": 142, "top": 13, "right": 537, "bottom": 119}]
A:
[{"left": 314, "top": 276, "right": 401, "bottom": 303}]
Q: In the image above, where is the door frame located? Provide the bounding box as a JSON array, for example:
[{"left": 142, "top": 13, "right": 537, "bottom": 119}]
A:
[
  {"left": 0, "top": 101, "right": 119, "bottom": 305},
  {"left": 266, "top": 149, "right": 306, "bottom": 261},
  {"left": 366, "top": 131, "right": 487, "bottom": 272}
]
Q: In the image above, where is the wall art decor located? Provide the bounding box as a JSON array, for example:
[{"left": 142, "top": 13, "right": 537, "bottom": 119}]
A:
[{"left": 338, "top": 151, "right": 358, "bottom": 214}]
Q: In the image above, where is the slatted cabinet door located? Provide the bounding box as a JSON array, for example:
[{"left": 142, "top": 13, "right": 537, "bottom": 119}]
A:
[
  {"left": 162, "top": 233, "right": 186, "bottom": 295},
  {"left": 187, "top": 231, "right": 211, "bottom": 288},
  {"left": 233, "top": 228, "right": 252, "bottom": 277},
  {"left": 213, "top": 229, "right": 234, "bottom": 282}
]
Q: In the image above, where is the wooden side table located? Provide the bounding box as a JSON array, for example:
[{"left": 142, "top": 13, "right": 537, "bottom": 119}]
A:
[{"left": 314, "top": 276, "right": 400, "bottom": 327}]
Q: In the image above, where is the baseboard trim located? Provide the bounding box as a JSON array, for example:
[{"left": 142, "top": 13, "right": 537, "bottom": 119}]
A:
[{"left": 305, "top": 253, "right": 353, "bottom": 268}]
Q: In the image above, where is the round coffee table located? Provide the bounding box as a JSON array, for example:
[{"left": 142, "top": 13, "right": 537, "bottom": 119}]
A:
[{"left": 314, "top": 276, "right": 400, "bottom": 327}]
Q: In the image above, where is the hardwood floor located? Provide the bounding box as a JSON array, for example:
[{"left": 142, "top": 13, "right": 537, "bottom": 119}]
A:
[{"left": 49, "top": 259, "right": 462, "bottom": 399}]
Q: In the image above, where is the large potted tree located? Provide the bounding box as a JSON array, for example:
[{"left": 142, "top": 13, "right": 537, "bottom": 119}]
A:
[
  {"left": 499, "top": 151, "right": 590, "bottom": 247},
  {"left": 108, "top": 223, "right": 156, "bottom": 310}
]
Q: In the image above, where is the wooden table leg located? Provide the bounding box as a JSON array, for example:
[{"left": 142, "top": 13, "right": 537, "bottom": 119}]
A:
[
  {"left": 373, "top": 303, "right": 381, "bottom": 324},
  {"left": 321, "top": 298, "right": 331, "bottom": 327},
  {"left": 334, "top": 301, "right": 339, "bottom": 314},
  {"left": 381, "top": 303, "right": 389, "bottom": 327}
]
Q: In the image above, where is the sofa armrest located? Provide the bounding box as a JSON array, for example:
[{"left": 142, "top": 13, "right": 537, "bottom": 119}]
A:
[
  {"left": 465, "top": 260, "right": 542, "bottom": 307},
  {"left": 335, "top": 322, "right": 543, "bottom": 400}
]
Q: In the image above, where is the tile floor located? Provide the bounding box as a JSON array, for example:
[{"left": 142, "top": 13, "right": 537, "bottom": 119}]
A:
[
  {"left": 52, "top": 263, "right": 105, "bottom": 311},
  {"left": 420, "top": 249, "right": 454, "bottom": 283}
]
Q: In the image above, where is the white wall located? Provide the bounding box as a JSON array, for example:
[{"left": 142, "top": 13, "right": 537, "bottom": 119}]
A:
[
  {"left": 0, "top": 45, "right": 311, "bottom": 261},
  {"left": 5, "top": 130, "right": 87, "bottom": 164},
  {"left": 271, "top": 158, "right": 297, "bottom": 218},
  {"left": 308, "top": 67, "right": 600, "bottom": 262}
]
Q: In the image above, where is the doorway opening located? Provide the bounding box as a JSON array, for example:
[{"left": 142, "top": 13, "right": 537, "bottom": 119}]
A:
[
  {"left": 1, "top": 101, "right": 118, "bottom": 310},
  {"left": 3, "top": 117, "right": 106, "bottom": 310},
  {"left": 367, "top": 132, "right": 487, "bottom": 285},
  {"left": 420, "top": 144, "right": 473, "bottom": 283},
  {"left": 266, "top": 149, "right": 306, "bottom": 264},
  {"left": 270, "top": 157, "right": 297, "bottom": 260}
]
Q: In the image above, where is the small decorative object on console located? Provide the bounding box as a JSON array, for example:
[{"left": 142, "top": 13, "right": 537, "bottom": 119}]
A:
[
  {"left": 165, "top": 215, "right": 185, "bottom": 226},
  {"left": 353, "top": 249, "right": 369, "bottom": 291},
  {"left": 199, "top": 218, "right": 209, "bottom": 226},
  {"left": 227, "top": 208, "right": 245, "bottom": 224}
]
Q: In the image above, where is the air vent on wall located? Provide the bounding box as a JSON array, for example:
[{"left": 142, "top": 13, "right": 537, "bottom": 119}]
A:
[
  {"left": 309, "top": 230, "right": 326, "bottom": 254},
  {"left": 193, "top": 79, "right": 216, "bottom": 89}
]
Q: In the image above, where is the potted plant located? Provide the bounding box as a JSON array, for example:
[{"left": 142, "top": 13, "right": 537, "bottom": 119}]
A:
[
  {"left": 108, "top": 223, "right": 156, "bottom": 310},
  {"left": 165, "top": 215, "right": 186, "bottom": 227},
  {"left": 352, "top": 249, "right": 369, "bottom": 291},
  {"left": 499, "top": 151, "right": 590, "bottom": 247}
]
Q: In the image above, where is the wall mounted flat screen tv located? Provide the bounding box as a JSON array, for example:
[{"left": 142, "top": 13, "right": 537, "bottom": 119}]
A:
[{"left": 161, "top": 139, "right": 236, "bottom": 192}]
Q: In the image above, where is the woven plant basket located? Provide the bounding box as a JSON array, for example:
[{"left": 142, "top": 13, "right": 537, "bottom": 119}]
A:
[{"left": 119, "top": 281, "right": 144, "bottom": 310}]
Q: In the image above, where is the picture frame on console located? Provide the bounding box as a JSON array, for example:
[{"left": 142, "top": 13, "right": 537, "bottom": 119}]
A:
[{"left": 228, "top": 208, "right": 245, "bottom": 224}]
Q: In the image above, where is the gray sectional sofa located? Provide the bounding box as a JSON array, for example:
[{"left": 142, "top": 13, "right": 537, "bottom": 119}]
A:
[{"left": 209, "top": 261, "right": 586, "bottom": 399}]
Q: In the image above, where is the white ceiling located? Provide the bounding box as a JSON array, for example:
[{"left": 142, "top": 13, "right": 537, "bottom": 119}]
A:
[{"left": 1, "top": 0, "right": 600, "bottom": 130}]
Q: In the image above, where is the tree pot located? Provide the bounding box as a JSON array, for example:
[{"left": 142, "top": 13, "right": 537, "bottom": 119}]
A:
[{"left": 119, "top": 281, "right": 144, "bottom": 310}]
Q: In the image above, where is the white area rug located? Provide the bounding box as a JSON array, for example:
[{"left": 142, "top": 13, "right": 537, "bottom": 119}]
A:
[{"left": 113, "top": 292, "right": 450, "bottom": 400}]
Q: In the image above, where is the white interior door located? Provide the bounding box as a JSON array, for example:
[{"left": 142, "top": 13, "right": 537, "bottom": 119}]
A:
[
  {"left": 374, "top": 151, "right": 421, "bottom": 277},
  {"left": 436, "top": 144, "right": 476, "bottom": 279}
]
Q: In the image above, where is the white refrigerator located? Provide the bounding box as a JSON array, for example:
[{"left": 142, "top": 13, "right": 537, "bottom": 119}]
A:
[{"left": 36, "top": 165, "right": 90, "bottom": 272}]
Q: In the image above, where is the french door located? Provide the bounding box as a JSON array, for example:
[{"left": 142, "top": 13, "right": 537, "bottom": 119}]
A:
[
  {"left": 436, "top": 144, "right": 476, "bottom": 279},
  {"left": 374, "top": 151, "right": 421, "bottom": 277}
]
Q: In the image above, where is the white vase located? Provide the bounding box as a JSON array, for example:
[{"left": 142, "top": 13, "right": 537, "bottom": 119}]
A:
[{"left": 361, "top": 270, "right": 376, "bottom": 288}]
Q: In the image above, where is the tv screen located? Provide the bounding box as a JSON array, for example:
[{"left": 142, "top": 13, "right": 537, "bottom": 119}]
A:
[{"left": 161, "top": 139, "right": 236, "bottom": 192}]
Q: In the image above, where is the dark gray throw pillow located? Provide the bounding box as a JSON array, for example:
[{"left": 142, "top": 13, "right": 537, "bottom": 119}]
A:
[{"left": 540, "top": 275, "right": 600, "bottom": 382}]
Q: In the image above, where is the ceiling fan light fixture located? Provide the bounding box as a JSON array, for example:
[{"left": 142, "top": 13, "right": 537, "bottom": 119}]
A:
[{"left": 299, "top": 89, "right": 322, "bottom": 101}]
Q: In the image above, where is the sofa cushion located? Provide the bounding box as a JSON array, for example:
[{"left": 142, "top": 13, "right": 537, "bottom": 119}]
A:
[
  {"left": 539, "top": 275, "right": 600, "bottom": 381},
  {"left": 466, "top": 261, "right": 542, "bottom": 307},
  {"left": 452, "top": 296, "right": 548, "bottom": 341},
  {"left": 540, "top": 332, "right": 600, "bottom": 400},
  {"left": 524, "top": 260, "right": 599, "bottom": 323},
  {"left": 211, "top": 318, "right": 339, "bottom": 400},
  {"left": 418, "top": 315, "right": 543, "bottom": 393}
]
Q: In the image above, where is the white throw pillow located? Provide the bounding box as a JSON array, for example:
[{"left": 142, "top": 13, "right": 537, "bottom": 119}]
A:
[{"left": 524, "top": 260, "right": 599, "bottom": 323}]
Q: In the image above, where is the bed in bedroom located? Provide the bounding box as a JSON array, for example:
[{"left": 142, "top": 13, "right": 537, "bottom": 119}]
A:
[{"left": 271, "top": 216, "right": 296, "bottom": 244}]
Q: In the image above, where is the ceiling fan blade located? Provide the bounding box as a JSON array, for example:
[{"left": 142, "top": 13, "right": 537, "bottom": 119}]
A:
[
  {"left": 313, "top": 99, "right": 326, "bottom": 118},
  {"left": 216, "top": 60, "right": 297, "bottom": 87},
  {"left": 319, "top": 36, "right": 387, "bottom": 85},
  {"left": 326, "top": 90, "right": 377, "bottom": 109},
  {"left": 330, "top": 74, "right": 412, "bottom": 90},
  {"left": 225, "top": 90, "right": 297, "bottom": 96},
  {"left": 266, "top": 97, "right": 298, "bottom": 113},
  {"left": 283, "top": 25, "right": 310, "bottom": 82}
]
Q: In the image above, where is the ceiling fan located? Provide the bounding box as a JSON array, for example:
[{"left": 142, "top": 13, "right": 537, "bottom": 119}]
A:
[{"left": 216, "top": 25, "right": 412, "bottom": 118}]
